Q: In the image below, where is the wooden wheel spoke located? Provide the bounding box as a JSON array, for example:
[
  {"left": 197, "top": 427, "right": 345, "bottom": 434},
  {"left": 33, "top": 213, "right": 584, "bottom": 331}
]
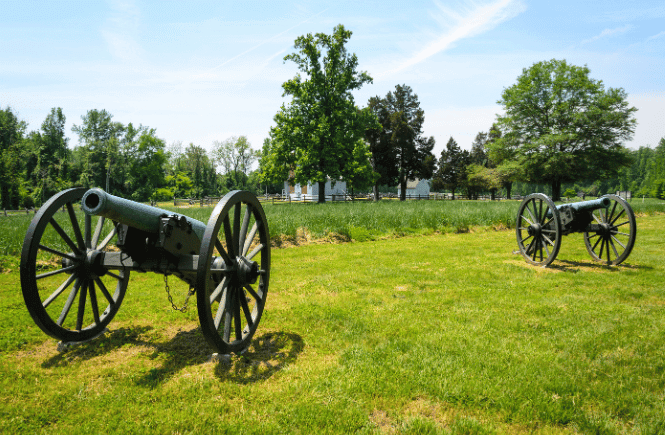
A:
[
  {"left": 223, "top": 216, "right": 236, "bottom": 259},
  {"left": 543, "top": 240, "right": 550, "bottom": 257},
  {"left": 247, "top": 243, "right": 263, "bottom": 261},
  {"left": 94, "top": 277, "right": 115, "bottom": 306},
  {"left": 542, "top": 234, "right": 555, "bottom": 246},
  {"left": 610, "top": 235, "right": 627, "bottom": 249},
  {"left": 88, "top": 280, "right": 101, "bottom": 325},
  {"left": 92, "top": 216, "right": 105, "bottom": 249},
  {"left": 105, "top": 271, "right": 122, "bottom": 281},
  {"left": 525, "top": 200, "right": 537, "bottom": 224},
  {"left": 244, "top": 284, "right": 262, "bottom": 303},
  {"left": 210, "top": 277, "right": 229, "bottom": 305},
  {"left": 537, "top": 199, "right": 544, "bottom": 223},
  {"left": 84, "top": 214, "right": 92, "bottom": 249},
  {"left": 223, "top": 292, "right": 233, "bottom": 342},
  {"left": 607, "top": 201, "right": 618, "bottom": 224},
  {"left": 243, "top": 222, "right": 259, "bottom": 256},
  {"left": 233, "top": 292, "right": 242, "bottom": 340},
  {"left": 214, "top": 286, "right": 229, "bottom": 330},
  {"left": 36, "top": 264, "right": 78, "bottom": 280},
  {"left": 48, "top": 218, "right": 82, "bottom": 255},
  {"left": 58, "top": 278, "right": 81, "bottom": 326},
  {"left": 610, "top": 208, "right": 625, "bottom": 226},
  {"left": 232, "top": 203, "right": 241, "bottom": 257},
  {"left": 38, "top": 244, "right": 78, "bottom": 262},
  {"left": 97, "top": 223, "right": 118, "bottom": 250},
  {"left": 240, "top": 292, "right": 253, "bottom": 329},
  {"left": 215, "top": 237, "right": 233, "bottom": 265},
  {"left": 614, "top": 231, "right": 630, "bottom": 237},
  {"left": 592, "top": 213, "right": 603, "bottom": 225},
  {"left": 520, "top": 235, "right": 532, "bottom": 244},
  {"left": 43, "top": 274, "right": 77, "bottom": 308},
  {"left": 591, "top": 235, "right": 603, "bottom": 252},
  {"left": 238, "top": 204, "right": 252, "bottom": 256},
  {"left": 76, "top": 279, "right": 88, "bottom": 330},
  {"left": 66, "top": 202, "right": 86, "bottom": 251},
  {"left": 609, "top": 237, "right": 620, "bottom": 259},
  {"left": 613, "top": 220, "right": 630, "bottom": 228}
]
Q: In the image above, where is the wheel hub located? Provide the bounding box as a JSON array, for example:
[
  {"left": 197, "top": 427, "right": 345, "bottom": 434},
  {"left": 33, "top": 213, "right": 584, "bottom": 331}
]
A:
[
  {"left": 527, "top": 223, "right": 542, "bottom": 237},
  {"left": 237, "top": 256, "right": 259, "bottom": 285}
]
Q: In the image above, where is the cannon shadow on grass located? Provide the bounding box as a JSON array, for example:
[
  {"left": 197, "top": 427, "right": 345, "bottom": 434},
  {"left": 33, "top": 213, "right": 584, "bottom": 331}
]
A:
[
  {"left": 549, "top": 259, "right": 651, "bottom": 273},
  {"left": 40, "top": 326, "right": 304, "bottom": 387}
]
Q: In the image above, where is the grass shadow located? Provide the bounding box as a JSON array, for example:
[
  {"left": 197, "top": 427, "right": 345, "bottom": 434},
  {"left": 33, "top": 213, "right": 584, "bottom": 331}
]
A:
[
  {"left": 213, "top": 331, "right": 305, "bottom": 384},
  {"left": 41, "top": 326, "right": 155, "bottom": 368},
  {"left": 552, "top": 259, "right": 652, "bottom": 272},
  {"left": 40, "top": 325, "right": 304, "bottom": 387}
]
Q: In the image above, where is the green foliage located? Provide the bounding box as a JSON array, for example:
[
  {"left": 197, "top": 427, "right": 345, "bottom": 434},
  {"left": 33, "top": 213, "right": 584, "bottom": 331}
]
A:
[
  {"left": 494, "top": 59, "right": 637, "bottom": 200},
  {"left": 563, "top": 187, "right": 577, "bottom": 198},
  {"left": 433, "top": 137, "right": 468, "bottom": 198},
  {"left": 212, "top": 136, "right": 259, "bottom": 190},
  {"left": 365, "top": 85, "right": 436, "bottom": 201},
  {"left": 266, "top": 24, "right": 374, "bottom": 203}
]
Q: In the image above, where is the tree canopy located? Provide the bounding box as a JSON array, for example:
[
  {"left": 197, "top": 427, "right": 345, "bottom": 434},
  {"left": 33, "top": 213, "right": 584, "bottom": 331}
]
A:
[
  {"left": 264, "top": 24, "right": 375, "bottom": 202},
  {"left": 492, "top": 59, "right": 637, "bottom": 200},
  {"left": 365, "top": 85, "right": 436, "bottom": 201}
]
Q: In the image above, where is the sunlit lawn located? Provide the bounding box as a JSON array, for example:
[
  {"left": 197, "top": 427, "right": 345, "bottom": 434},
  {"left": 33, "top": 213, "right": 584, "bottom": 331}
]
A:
[{"left": 0, "top": 214, "right": 664, "bottom": 434}]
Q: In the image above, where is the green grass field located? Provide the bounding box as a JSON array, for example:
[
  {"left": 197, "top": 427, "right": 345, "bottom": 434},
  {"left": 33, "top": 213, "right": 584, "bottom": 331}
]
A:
[{"left": 1, "top": 209, "right": 664, "bottom": 434}]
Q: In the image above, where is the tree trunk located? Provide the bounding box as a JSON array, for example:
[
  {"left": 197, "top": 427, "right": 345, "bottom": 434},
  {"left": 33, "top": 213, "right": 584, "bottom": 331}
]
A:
[
  {"left": 318, "top": 180, "right": 326, "bottom": 203},
  {"left": 551, "top": 180, "right": 562, "bottom": 201},
  {"left": 490, "top": 188, "right": 496, "bottom": 201},
  {"left": 505, "top": 182, "right": 512, "bottom": 200},
  {"left": 399, "top": 177, "right": 406, "bottom": 201},
  {"left": 373, "top": 183, "right": 380, "bottom": 202},
  {"left": 451, "top": 187, "right": 456, "bottom": 200}
]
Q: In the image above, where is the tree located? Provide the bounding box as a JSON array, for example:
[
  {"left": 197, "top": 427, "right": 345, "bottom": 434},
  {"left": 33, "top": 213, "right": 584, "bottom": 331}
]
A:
[
  {"left": 493, "top": 59, "right": 637, "bottom": 201},
  {"left": 433, "top": 137, "right": 468, "bottom": 199},
  {"left": 212, "top": 136, "right": 259, "bottom": 190},
  {"left": 0, "top": 107, "right": 27, "bottom": 209},
  {"left": 266, "top": 24, "right": 374, "bottom": 203},
  {"left": 366, "top": 85, "right": 436, "bottom": 201},
  {"left": 125, "top": 129, "right": 168, "bottom": 201},
  {"left": 71, "top": 109, "right": 125, "bottom": 189}
]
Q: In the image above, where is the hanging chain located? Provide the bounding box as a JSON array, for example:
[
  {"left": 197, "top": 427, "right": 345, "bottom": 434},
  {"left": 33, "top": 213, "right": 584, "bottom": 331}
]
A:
[{"left": 164, "top": 274, "right": 195, "bottom": 313}]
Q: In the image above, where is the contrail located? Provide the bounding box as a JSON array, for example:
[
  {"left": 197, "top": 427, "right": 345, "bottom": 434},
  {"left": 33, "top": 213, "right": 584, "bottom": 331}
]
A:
[{"left": 206, "top": 7, "right": 331, "bottom": 73}]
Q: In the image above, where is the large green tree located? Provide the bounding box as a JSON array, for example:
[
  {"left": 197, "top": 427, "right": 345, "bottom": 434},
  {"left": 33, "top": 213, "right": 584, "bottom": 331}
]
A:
[
  {"left": 492, "top": 59, "right": 637, "bottom": 201},
  {"left": 71, "top": 109, "right": 125, "bottom": 190},
  {"left": 365, "top": 85, "right": 436, "bottom": 201},
  {"left": 0, "top": 107, "right": 27, "bottom": 209},
  {"left": 265, "top": 24, "right": 374, "bottom": 203},
  {"left": 212, "top": 136, "right": 258, "bottom": 190},
  {"left": 432, "top": 137, "right": 468, "bottom": 200}
]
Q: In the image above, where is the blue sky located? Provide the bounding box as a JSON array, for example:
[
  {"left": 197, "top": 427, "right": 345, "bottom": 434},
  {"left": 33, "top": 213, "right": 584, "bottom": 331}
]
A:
[{"left": 2, "top": 0, "right": 664, "bottom": 159}]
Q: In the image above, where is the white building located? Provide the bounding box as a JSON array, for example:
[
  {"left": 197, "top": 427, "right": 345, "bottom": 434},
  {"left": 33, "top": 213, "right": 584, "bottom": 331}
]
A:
[
  {"left": 283, "top": 179, "right": 347, "bottom": 200},
  {"left": 397, "top": 178, "right": 430, "bottom": 197}
]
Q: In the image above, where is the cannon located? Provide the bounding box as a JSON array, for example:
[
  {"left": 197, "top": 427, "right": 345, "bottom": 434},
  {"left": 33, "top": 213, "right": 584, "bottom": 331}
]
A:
[
  {"left": 20, "top": 188, "right": 270, "bottom": 354},
  {"left": 515, "top": 193, "right": 636, "bottom": 267}
]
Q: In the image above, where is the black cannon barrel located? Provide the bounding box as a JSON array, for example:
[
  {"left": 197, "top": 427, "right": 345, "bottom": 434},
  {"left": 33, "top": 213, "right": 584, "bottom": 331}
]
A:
[
  {"left": 557, "top": 197, "right": 611, "bottom": 213},
  {"left": 81, "top": 188, "right": 207, "bottom": 240}
]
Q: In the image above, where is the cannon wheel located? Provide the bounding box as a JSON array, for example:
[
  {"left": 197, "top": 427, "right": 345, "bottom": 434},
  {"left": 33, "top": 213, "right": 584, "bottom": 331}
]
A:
[
  {"left": 20, "top": 188, "right": 129, "bottom": 343},
  {"left": 516, "top": 193, "right": 562, "bottom": 267},
  {"left": 196, "top": 190, "right": 270, "bottom": 354},
  {"left": 583, "top": 194, "right": 636, "bottom": 265}
]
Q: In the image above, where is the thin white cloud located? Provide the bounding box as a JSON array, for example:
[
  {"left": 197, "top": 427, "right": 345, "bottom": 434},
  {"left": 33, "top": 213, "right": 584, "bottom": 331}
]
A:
[
  {"left": 646, "top": 31, "right": 665, "bottom": 42},
  {"left": 382, "top": 0, "right": 526, "bottom": 77},
  {"left": 580, "top": 25, "right": 632, "bottom": 45},
  {"left": 102, "top": 0, "right": 143, "bottom": 62}
]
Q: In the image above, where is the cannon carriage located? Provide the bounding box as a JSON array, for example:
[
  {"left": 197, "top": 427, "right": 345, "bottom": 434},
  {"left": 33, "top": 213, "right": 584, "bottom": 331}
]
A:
[
  {"left": 20, "top": 188, "right": 270, "bottom": 354},
  {"left": 515, "top": 193, "right": 636, "bottom": 267}
]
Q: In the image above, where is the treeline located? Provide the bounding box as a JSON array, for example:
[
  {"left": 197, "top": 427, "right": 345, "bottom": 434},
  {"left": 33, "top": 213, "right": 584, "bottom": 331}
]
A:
[{"left": 0, "top": 107, "right": 273, "bottom": 209}]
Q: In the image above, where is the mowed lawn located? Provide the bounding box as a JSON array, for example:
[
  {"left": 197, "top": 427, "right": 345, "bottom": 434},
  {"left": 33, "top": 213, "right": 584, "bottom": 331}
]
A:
[{"left": 0, "top": 214, "right": 664, "bottom": 434}]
